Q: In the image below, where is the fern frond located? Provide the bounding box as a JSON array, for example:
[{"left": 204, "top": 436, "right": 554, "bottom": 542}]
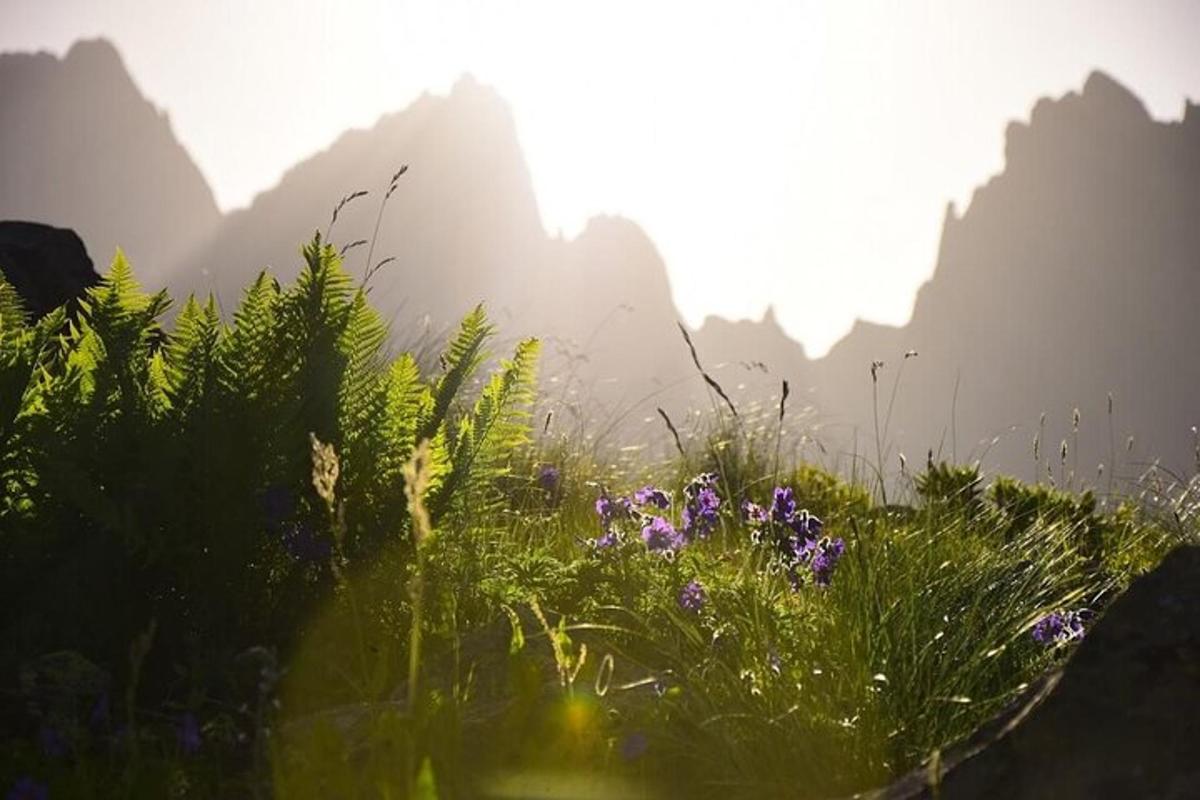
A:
[
  {"left": 167, "top": 295, "right": 222, "bottom": 415},
  {"left": 0, "top": 270, "right": 30, "bottom": 339},
  {"left": 335, "top": 289, "right": 392, "bottom": 512},
  {"left": 430, "top": 337, "right": 539, "bottom": 518},
  {"left": 143, "top": 349, "right": 173, "bottom": 416},
  {"left": 338, "top": 290, "right": 389, "bottom": 427},
  {"left": 218, "top": 271, "right": 280, "bottom": 398},
  {"left": 418, "top": 304, "right": 492, "bottom": 442},
  {"left": 385, "top": 354, "right": 427, "bottom": 459}
]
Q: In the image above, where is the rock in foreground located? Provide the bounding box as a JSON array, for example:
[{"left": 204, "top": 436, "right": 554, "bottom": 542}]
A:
[{"left": 870, "top": 545, "right": 1200, "bottom": 800}]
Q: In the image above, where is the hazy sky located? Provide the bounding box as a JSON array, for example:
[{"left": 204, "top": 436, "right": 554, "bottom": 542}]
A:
[{"left": 3, "top": 1, "right": 1199, "bottom": 355}]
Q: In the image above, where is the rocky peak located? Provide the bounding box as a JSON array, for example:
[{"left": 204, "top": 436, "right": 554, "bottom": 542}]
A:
[{"left": 0, "top": 37, "right": 220, "bottom": 284}]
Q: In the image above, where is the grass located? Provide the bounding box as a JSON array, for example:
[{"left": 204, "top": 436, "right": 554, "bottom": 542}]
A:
[
  {"left": 17, "top": 408, "right": 1186, "bottom": 799},
  {"left": 1, "top": 246, "right": 1194, "bottom": 799}
]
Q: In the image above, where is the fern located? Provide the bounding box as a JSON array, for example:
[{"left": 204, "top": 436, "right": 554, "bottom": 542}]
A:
[
  {"left": 417, "top": 304, "right": 492, "bottom": 443},
  {"left": 0, "top": 270, "right": 30, "bottom": 339},
  {"left": 431, "top": 337, "right": 540, "bottom": 518},
  {"left": 0, "top": 277, "right": 65, "bottom": 519},
  {"left": 218, "top": 271, "right": 281, "bottom": 400},
  {"left": 336, "top": 289, "right": 395, "bottom": 536},
  {"left": 0, "top": 232, "right": 542, "bottom": 724},
  {"left": 167, "top": 295, "right": 222, "bottom": 415}
]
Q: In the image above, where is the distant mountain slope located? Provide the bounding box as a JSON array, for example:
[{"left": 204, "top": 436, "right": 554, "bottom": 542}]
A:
[
  {"left": 0, "top": 39, "right": 221, "bottom": 280},
  {"left": 698, "top": 72, "right": 1200, "bottom": 480},
  {"left": 171, "top": 76, "right": 697, "bottom": 435},
  {"left": 2, "top": 38, "right": 1197, "bottom": 478},
  {"left": 171, "top": 76, "right": 549, "bottom": 329}
]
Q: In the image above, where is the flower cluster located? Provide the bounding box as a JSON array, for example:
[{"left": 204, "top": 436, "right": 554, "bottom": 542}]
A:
[
  {"left": 634, "top": 485, "right": 670, "bottom": 509},
  {"left": 806, "top": 537, "right": 846, "bottom": 587},
  {"left": 594, "top": 492, "right": 635, "bottom": 548},
  {"left": 592, "top": 476, "right": 722, "bottom": 556},
  {"left": 1032, "top": 609, "right": 1089, "bottom": 646},
  {"left": 744, "top": 487, "right": 845, "bottom": 588},
  {"left": 642, "top": 515, "right": 684, "bottom": 553},
  {"left": 681, "top": 473, "right": 721, "bottom": 541},
  {"left": 678, "top": 580, "right": 707, "bottom": 613}
]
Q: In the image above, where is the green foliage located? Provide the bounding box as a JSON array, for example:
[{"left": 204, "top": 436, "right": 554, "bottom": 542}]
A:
[
  {"left": 916, "top": 460, "right": 983, "bottom": 517},
  {"left": 0, "top": 234, "right": 539, "bottom": 725},
  {"left": 0, "top": 238, "right": 1182, "bottom": 799},
  {"left": 987, "top": 475, "right": 1104, "bottom": 560},
  {"left": 787, "top": 463, "right": 873, "bottom": 521}
]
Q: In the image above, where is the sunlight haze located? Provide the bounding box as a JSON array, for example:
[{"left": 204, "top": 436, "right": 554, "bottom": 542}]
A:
[{"left": 2, "top": 0, "right": 1198, "bottom": 355}]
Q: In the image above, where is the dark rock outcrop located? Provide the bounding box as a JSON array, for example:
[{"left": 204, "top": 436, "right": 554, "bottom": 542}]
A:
[
  {"left": 868, "top": 545, "right": 1200, "bottom": 799},
  {"left": 0, "top": 221, "right": 99, "bottom": 317},
  {"left": 0, "top": 39, "right": 221, "bottom": 286}
]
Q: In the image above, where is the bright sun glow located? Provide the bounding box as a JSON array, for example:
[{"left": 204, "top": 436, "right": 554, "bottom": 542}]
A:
[{"left": 3, "top": 0, "right": 1198, "bottom": 354}]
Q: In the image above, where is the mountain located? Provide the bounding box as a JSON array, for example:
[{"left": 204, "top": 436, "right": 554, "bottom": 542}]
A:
[
  {"left": 0, "top": 39, "right": 221, "bottom": 281},
  {"left": 3, "top": 38, "right": 1198, "bottom": 480},
  {"left": 169, "top": 75, "right": 698, "bottom": 439},
  {"left": 694, "top": 72, "right": 1200, "bottom": 483}
]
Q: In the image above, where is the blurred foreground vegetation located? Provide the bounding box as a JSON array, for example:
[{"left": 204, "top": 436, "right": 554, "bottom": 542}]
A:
[{"left": 0, "top": 237, "right": 1194, "bottom": 798}]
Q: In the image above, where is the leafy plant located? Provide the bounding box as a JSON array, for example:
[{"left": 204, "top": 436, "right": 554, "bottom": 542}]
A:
[
  {"left": 0, "top": 233, "right": 539, "bottom": 719},
  {"left": 916, "top": 461, "right": 984, "bottom": 518}
]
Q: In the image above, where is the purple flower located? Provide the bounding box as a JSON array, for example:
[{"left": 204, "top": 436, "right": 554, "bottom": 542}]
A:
[
  {"left": 593, "top": 492, "right": 637, "bottom": 550},
  {"left": 594, "top": 529, "right": 620, "bottom": 549},
  {"left": 771, "top": 486, "right": 797, "bottom": 523},
  {"left": 678, "top": 579, "right": 706, "bottom": 613},
  {"left": 537, "top": 464, "right": 560, "bottom": 492},
  {"left": 1031, "top": 614, "right": 1062, "bottom": 645},
  {"left": 682, "top": 485, "right": 721, "bottom": 541},
  {"left": 634, "top": 485, "right": 670, "bottom": 509},
  {"left": 741, "top": 499, "right": 769, "bottom": 523},
  {"left": 807, "top": 537, "right": 846, "bottom": 587},
  {"left": 595, "top": 493, "right": 633, "bottom": 527},
  {"left": 1032, "top": 609, "right": 1088, "bottom": 646},
  {"left": 789, "top": 509, "right": 823, "bottom": 541},
  {"left": 765, "top": 518, "right": 809, "bottom": 565},
  {"left": 749, "top": 486, "right": 830, "bottom": 587},
  {"left": 642, "top": 516, "right": 683, "bottom": 553},
  {"left": 177, "top": 712, "right": 202, "bottom": 756},
  {"left": 6, "top": 778, "right": 47, "bottom": 800}
]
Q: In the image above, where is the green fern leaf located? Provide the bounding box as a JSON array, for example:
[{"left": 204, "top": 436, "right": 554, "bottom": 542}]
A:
[{"left": 418, "top": 304, "right": 492, "bottom": 443}]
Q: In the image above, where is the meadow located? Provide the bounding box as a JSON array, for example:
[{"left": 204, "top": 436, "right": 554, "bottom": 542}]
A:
[{"left": 0, "top": 235, "right": 1192, "bottom": 799}]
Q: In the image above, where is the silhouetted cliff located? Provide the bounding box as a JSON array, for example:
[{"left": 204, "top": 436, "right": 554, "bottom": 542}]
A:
[
  {"left": 170, "top": 76, "right": 695, "bottom": 436},
  {"left": 697, "top": 72, "right": 1200, "bottom": 481},
  {"left": 0, "top": 39, "right": 220, "bottom": 282},
  {"left": 3, "top": 39, "right": 1197, "bottom": 479}
]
